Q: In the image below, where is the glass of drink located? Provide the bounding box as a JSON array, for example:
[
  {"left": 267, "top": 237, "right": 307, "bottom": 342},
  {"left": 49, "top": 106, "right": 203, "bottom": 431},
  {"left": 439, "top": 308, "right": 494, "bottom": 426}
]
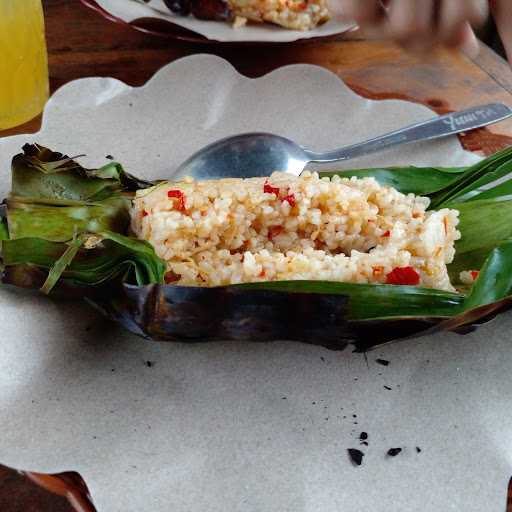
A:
[{"left": 0, "top": 1, "right": 49, "bottom": 130}]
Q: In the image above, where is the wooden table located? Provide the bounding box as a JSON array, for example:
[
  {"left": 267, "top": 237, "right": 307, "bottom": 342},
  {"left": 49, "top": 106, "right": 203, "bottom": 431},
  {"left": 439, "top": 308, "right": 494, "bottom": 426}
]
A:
[
  {"left": 3, "top": 0, "right": 512, "bottom": 158},
  {"left": 2, "top": 1, "right": 512, "bottom": 510}
]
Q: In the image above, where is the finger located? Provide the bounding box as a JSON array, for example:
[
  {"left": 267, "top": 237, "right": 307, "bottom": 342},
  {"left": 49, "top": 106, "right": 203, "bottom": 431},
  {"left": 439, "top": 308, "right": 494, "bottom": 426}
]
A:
[
  {"left": 453, "top": 22, "right": 480, "bottom": 59},
  {"left": 388, "top": 0, "right": 436, "bottom": 50},
  {"left": 342, "top": 0, "right": 385, "bottom": 24},
  {"left": 463, "top": 0, "right": 489, "bottom": 27},
  {"left": 438, "top": 0, "right": 467, "bottom": 44},
  {"left": 492, "top": 0, "right": 512, "bottom": 64},
  {"left": 437, "top": 0, "right": 487, "bottom": 45}
]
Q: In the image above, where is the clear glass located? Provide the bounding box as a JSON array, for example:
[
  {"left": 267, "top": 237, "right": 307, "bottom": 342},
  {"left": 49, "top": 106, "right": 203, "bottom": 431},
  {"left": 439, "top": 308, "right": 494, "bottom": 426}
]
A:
[{"left": 0, "top": 0, "right": 49, "bottom": 130}]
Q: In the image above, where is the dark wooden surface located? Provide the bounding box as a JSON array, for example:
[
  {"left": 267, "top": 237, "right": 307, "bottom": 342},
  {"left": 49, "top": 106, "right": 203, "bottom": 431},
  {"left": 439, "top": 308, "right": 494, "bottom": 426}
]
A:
[
  {"left": 0, "top": 463, "right": 97, "bottom": 511},
  {"left": 3, "top": 0, "right": 512, "bottom": 153},
  {"left": 1, "top": 0, "right": 512, "bottom": 509}
]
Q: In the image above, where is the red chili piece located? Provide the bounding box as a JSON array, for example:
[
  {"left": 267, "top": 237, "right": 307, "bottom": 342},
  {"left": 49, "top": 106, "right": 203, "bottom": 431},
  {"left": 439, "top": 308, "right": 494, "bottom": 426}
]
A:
[
  {"left": 471, "top": 270, "right": 479, "bottom": 280},
  {"left": 382, "top": 230, "right": 391, "bottom": 238},
  {"left": 268, "top": 226, "right": 283, "bottom": 240},
  {"left": 386, "top": 266, "right": 420, "bottom": 286},
  {"left": 164, "top": 271, "right": 181, "bottom": 284},
  {"left": 282, "top": 193, "right": 296, "bottom": 207},
  {"left": 263, "top": 180, "right": 280, "bottom": 196},
  {"left": 142, "top": 210, "right": 149, "bottom": 217},
  {"left": 167, "top": 189, "right": 186, "bottom": 212}
]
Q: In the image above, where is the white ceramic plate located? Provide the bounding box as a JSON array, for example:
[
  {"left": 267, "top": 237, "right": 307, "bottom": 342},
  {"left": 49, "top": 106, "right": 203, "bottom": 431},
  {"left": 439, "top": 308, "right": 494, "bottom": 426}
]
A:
[
  {"left": 80, "top": 0, "right": 356, "bottom": 43},
  {"left": 2, "top": 55, "right": 510, "bottom": 512}
]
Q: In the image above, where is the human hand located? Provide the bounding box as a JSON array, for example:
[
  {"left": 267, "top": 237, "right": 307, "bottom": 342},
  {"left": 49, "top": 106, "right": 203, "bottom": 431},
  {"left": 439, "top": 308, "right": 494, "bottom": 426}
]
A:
[
  {"left": 491, "top": 0, "right": 512, "bottom": 63},
  {"left": 342, "top": 0, "right": 489, "bottom": 57}
]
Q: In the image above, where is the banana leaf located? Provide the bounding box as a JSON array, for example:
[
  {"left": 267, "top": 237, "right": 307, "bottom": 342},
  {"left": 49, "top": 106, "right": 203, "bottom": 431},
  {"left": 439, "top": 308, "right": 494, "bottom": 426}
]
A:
[
  {"left": 1, "top": 232, "right": 165, "bottom": 292},
  {"left": 0, "top": 218, "right": 8, "bottom": 242},
  {"left": 320, "top": 165, "right": 467, "bottom": 196},
  {"left": 11, "top": 143, "right": 154, "bottom": 201},
  {"left": 428, "top": 146, "right": 512, "bottom": 208},
  {"left": 447, "top": 198, "right": 512, "bottom": 278},
  {"left": 3, "top": 143, "right": 512, "bottom": 351},
  {"left": 1, "top": 144, "right": 165, "bottom": 294},
  {"left": 6, "top": 198, "right": 130, "bottom": 242}
]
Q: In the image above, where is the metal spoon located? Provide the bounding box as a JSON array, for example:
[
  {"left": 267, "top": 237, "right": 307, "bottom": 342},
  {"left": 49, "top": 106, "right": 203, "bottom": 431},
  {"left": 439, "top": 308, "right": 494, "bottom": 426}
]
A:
[{"left": 173, "top": 103, "right": 512, "bottom": 180}]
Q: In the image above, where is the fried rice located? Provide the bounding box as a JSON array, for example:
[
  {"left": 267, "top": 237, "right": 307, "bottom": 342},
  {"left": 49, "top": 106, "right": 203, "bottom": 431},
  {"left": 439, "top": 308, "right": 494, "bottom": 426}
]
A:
[
  {"left": 131, "top": 171, "right": 460, "bottom": 291},
  {"left": 228, "top": 0, "right": 330, "bottom": 30}
]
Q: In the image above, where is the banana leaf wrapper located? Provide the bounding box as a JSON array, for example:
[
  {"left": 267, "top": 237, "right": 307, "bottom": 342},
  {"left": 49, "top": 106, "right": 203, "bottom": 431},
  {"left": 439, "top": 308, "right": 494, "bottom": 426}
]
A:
[{"left": 3, "top": 143, "right": 512, "bottom": 351}]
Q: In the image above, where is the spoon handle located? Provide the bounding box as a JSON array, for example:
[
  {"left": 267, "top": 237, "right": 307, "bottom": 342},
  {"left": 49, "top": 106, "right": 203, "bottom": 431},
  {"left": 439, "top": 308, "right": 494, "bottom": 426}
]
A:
[{"left": 305, "top": 103, "right": 512, "bottom": 163}]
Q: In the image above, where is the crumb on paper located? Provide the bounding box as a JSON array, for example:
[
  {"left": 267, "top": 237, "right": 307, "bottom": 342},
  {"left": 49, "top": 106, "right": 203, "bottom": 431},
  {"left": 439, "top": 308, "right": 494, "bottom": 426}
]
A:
[
  {"left": 348, "top": 448, "right": 364, "bottom": 466},
  {"left": 387, "top": 448, "right": 402, "bottom": 457},
  {"left": 233, "top": 16, "right": 247, "bottom": 28}
]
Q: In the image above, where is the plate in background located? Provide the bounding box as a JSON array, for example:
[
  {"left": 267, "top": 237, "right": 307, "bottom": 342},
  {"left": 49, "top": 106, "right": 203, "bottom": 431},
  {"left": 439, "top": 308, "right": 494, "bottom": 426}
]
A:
[{"left": 80, "top": 0, "right": 356, "bottom": 43}]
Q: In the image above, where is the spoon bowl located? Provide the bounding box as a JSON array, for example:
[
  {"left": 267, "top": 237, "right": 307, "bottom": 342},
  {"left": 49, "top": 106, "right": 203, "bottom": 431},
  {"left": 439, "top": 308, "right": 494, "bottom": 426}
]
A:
[{"left": 173, "top": 133, "right": 308, "bottom": 180}]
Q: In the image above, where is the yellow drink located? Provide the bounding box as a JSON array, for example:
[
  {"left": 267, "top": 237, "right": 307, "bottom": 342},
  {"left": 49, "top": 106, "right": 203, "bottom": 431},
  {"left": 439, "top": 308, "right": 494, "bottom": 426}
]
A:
[{"left": 0, "top": 0, "right": 49, "bottom": 130}]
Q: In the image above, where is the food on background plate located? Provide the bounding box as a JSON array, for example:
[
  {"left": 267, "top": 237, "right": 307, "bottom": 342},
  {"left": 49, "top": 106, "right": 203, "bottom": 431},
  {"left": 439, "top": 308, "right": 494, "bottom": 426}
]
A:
[
  {"left": 157, "top": 0, "right": 330, "bottom": 30},
  {"left": 2, "top": 143, "right": 512, "bottom": 349},
  {"left": 131, "top": 173, "right": 460, "bottom": 291}
]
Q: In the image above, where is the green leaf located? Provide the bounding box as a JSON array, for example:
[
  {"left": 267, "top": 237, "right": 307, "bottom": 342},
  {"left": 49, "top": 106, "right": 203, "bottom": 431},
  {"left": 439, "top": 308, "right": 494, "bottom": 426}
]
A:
[
  {"left": 99, "top": 231, "right": 167, "bottom": 285},
  {"left": 429, "top": 147, "right": 512, "bottom": 208},
  {"left": 2, "top": 144, "right": 166, "bottom": 293},
  {"left": 0, "top": 218, "right": 8, "bottom": 242},
  {"left": 0, "top": 217, "right": 8, "bottom": 273},
  {"left": 446, "top": 160, "right": 512, "bottom": 204},
  {"left": 239, "top": 281, "right": 463, "bottom": 320},
  {"left": 448, "top": 247, "right": 495, "bottom": 282},
  {"left": 324, "top": 148, "right": 512, "bottom": 210},
  {"left": 2, "top": 231, "right": 166, "bottom": 291},
  {"left": 6, "top": 196, "right": 131, "bottom": 242},
  {"left": 41, "top": 236, "right": 84, "bottom": 294},
  {"left": 2, "top": 237, "right": 65, "bottom": 266},
  {"left": 12, "top": 147, "right": 120, "bottom": 202},
  {"left": 463, "top": 241, "right": 512, "bottom": 310},
  {"left": 448, "top": 197, "right": 512, "bottom": 281},
  {"left": 320, "top": 166, "right": 466, "bottom": 196},
  {"left": 454, "top": 198, "right": 512, "bottom": 255},
  {"left": 88, "top": 161, "right": 158, "bottom": 193},
  {"left": 11, "top": 143, "right": 154, "bottom": 203},
  {"left": 16, "top": 144, "right": 84, "bottom": 174}
]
